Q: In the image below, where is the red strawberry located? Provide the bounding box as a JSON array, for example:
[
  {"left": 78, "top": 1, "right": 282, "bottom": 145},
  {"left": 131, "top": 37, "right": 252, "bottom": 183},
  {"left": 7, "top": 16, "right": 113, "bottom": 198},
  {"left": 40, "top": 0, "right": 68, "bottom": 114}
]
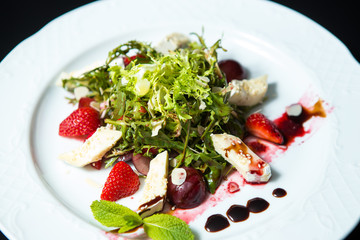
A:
[
  {"left": 59, "top": 107, "right": 100, "bottom": 137},
  {"left": 101, "top": 161, "right": 140, "bottom": 201},
  {"left": 78, "top": 97, "right": 94, "bottom": 108},
  {"left": 245, "top": 113, "right": 284, "bottom": 144}
]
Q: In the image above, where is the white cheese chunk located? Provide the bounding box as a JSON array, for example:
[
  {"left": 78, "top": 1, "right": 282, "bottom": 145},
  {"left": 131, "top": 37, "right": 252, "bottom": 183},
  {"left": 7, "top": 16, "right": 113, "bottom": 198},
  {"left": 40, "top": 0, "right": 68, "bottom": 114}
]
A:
[
  {"left": 74, "top": 86, "right": 89, "bottom": 100},
  {"left": 135, "top": 77, "right": 150, "bottom": 97},
  {"left": 151, "top": 119, "right": 164, "bottom": 137},
  {"left": 58, "top": 127, "right": 122, "bottom": 167},
  {"left": 138, "top": 151, "right": 169, "bottom": 218},
  {"left": 132, "top": 64, "right": 157, "bottom": 96},
  {"left": 211, "top": 133, "right": 271, "bottom": 183},
  {"left": 227, "top": 75, "right": 268, "bottom": 106},
  {"left": 155, "top": 33, "right": 190, "bottom": 54}
]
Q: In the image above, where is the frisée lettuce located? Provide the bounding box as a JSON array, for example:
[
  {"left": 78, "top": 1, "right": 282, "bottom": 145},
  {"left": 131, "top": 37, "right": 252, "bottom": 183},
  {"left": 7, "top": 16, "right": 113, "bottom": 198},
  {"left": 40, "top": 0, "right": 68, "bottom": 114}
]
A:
[{"left": 61, "top": 33, "right": 249, "bottom": 193}]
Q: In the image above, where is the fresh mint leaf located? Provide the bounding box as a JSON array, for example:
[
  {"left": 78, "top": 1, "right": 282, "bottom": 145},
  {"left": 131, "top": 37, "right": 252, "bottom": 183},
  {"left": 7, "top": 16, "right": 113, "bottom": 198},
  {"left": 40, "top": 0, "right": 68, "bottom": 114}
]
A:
[
  {"left": 143, "top": 214, "right": 194, "bottom": 240},
  {"left": 90, "top": 200, "right": 143, "bottom": 233},
  {"left": 91, "top": 201, "right": 195, "bottom": 239}
]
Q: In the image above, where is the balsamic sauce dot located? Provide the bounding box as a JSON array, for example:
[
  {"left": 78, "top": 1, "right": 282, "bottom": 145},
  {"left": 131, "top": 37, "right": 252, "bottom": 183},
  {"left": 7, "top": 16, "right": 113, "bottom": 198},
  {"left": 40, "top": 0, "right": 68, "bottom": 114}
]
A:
[
  {"left": 226, "top": 205, "right": 249, "bottom": 222},
  {"left": 205, "top": 214, "right": 230, "bottom": 232},
  {"left": 246, "top": 197, "right": 269, "bottom": 213},
  {"left": 272, "top": 188, "right": 287, "bottom": 198}
]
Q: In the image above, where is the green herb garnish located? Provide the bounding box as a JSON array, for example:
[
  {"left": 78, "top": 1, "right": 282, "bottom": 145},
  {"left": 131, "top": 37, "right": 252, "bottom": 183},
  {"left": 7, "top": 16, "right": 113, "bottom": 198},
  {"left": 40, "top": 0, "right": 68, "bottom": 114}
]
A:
[{"left": 91, "top": 200, "right": 194, "bottom": 240}]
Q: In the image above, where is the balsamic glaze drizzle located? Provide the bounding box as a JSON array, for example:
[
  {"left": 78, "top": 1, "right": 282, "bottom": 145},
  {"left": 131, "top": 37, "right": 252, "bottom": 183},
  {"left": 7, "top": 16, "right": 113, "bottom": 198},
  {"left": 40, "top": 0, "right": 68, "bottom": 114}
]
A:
[{"left": 205, "top": 188, "right": 286, "bottom": 232}]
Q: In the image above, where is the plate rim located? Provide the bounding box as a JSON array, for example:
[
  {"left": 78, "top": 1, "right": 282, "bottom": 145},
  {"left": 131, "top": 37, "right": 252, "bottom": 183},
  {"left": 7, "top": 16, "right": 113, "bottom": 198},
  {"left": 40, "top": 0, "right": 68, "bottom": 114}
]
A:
[{"left": 1, "top": 0, "right": 360, "bottom": 239}]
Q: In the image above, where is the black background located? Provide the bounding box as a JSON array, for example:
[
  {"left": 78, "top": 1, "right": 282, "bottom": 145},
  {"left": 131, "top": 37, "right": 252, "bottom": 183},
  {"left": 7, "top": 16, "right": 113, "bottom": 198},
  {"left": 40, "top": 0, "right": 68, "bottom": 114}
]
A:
[{"left": 0, "top": 0, "right": 359, "bottom": 239}]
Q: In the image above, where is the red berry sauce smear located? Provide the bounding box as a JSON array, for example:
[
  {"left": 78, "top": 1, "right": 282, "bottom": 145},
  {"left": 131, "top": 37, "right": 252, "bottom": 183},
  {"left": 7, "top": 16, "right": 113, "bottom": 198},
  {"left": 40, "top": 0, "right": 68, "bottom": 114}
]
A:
[
  {"left": 172, "top": 92, "right": 332, "bottom": 229},
  {"left": 245, "top": 93, "right": 333, "bottom": 163},
  {"left": 274, "top": 99, "right": 327, "bottom": 146}
]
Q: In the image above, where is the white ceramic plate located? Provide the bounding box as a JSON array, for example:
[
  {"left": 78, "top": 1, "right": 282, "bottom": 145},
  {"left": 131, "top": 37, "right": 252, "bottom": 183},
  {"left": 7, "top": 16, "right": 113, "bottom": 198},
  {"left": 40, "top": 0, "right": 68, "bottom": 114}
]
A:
[{"left": 1, "top": 0, "right": 360, "bottom": 239}]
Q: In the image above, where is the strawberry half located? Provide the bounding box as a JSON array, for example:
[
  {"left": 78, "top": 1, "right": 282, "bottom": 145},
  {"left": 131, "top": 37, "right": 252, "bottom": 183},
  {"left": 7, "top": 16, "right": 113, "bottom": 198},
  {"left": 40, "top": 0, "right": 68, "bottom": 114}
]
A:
[
  {"left": 245, "top": 113, "right": 284, "bottom": 144},
  {"left": 78, "top": 97, "right": 94, "bottom": 108},
  {"left": 59, "top": 107, "right": 100, "bottom": 137},
  {"left": 101, "top": 161, "right": 140, "bottom": 201}
]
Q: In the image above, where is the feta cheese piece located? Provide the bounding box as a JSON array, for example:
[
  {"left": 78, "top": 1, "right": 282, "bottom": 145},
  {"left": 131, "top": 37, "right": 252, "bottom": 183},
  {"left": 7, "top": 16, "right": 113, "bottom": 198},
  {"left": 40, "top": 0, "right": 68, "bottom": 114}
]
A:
[
  {"left": 227, "top": 75, "right": 268, "bottom": 106},
  {"left": 211, "top": 133, "right": 271, "bottom": 183},
  {"left": 133, "top": 64, "right": 157, "bottom": 96},
  {"left": 58, "top": 127, "right": 122, "bottom": 167},
  {"left": 138, "top": 151, "right": 169, "bottom": 218},
  {"left": 155, "top": 33, "right": 190, "bottom": 54},
  {"left": 151, "top": 119, "right": 164, "bottom": 137},
  {"left": 135, "top": 77, "right": 150, "bottom": 96},
  {"left": 74, "top": 86, "right": 89, "bottom": 100}
]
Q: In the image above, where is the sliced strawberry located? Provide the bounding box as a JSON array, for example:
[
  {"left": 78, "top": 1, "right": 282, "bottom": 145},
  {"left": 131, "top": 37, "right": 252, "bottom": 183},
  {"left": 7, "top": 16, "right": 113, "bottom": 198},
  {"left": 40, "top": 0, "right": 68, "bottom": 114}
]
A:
[
  {"left": 59, "top": 107, "right": 100, "bottom": 137},
  {"left": 78, "top": 97, "right": 94, "bottom": 108},
  {"left": 245, "top": 113, "right": 284, "bottom": 144},
  {"left": 91, "top": 160, "right": 102, "bottom": 170},
  {"left": 123, "top": 54, "right": 145, "bottom": 67},
  {"left": 100, "top": 161, "right": 140, "bottom": 201}
]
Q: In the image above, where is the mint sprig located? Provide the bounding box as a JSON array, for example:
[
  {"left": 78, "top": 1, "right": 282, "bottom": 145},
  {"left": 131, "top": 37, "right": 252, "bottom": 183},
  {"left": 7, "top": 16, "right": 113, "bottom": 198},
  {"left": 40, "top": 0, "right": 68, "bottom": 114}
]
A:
[
  {"left": 91, "top": 200, "right": 194, "bottom": 240},
  {"left": 90, "top": 200, "right": 143, "bottom": 233},
  {"left": 144, "top": 214, "right": 194, "bottom": 240}
]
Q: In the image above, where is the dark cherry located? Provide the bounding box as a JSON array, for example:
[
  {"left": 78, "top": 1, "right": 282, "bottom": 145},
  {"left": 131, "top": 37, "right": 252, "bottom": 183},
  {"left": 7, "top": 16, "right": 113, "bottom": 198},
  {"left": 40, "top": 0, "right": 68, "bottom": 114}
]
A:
[
  {"left": 167, "top": 167, "right": 207, "bottom": 209},
  {"left": 218, "top": 59, "right": 247, "bottom": 82}
]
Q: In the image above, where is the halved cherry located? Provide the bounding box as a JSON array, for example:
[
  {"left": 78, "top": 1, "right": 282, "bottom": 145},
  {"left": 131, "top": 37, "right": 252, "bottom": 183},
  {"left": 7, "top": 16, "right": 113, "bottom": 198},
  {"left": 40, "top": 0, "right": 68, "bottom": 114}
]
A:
[{"left": 218, "top": 59, "right": 247, "bottom": 82}]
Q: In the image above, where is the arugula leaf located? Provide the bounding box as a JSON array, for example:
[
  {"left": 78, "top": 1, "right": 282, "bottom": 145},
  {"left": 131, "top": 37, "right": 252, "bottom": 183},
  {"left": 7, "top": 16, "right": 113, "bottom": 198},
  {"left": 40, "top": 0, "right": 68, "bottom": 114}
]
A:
[
  {"left": 202, "top": 154, "right": 226, "bottom": 194},
  {"left": 143, "top": 214, "right": 194, "bottom": 240},
  {"left": 90, "top": 200, "right": 143, "bottom": 233}
]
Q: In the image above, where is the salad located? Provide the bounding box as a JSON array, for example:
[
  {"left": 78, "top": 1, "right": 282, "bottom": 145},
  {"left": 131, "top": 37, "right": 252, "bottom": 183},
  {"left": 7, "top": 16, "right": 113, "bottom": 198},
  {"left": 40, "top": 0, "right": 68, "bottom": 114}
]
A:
[{"left": 58, "top": 32, "right": 278, "bottom": 239}]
